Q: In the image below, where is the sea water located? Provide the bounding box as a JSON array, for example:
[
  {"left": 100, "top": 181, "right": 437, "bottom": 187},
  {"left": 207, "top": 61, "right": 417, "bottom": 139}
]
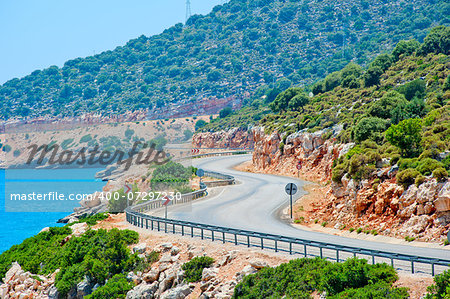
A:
[{"left": 0, "top": 168, "right": 105, "bottom": 253}]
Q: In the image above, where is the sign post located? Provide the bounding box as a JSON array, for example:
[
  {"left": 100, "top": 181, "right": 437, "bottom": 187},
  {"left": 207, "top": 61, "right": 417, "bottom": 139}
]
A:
[
  {"left": 285, "top": 183, "right": 298, "bottom": 219},
  {"left": 196, "top": 168, "right": 205, "bottom": 185},
  {"left": 124, "top": 183, "right": 132, "bottom": 208},
  {"left": 296, "top": 161, "right": 302, "bottom": 177},
  {"left": 162, "top": 196, "right": 172, "bottom": 232}
]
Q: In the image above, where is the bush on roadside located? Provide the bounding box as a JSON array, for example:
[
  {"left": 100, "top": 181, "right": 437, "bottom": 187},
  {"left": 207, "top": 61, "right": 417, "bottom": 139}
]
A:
[
  {"left": 85, "top": 274, "right": 134, "bottom": 299},
  {"left": 233, "top": 258, "right": 404, "bottom": 298},
  {"left": 182, "top": 256, "right": 215, "bottom": 282},
  {"left": 425, "top": 270, "right": 450, "bottom": 298}
]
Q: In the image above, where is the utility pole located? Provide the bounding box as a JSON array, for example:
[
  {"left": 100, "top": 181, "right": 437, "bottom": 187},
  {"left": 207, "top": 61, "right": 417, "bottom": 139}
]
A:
[{"left": 186, "top": 0, "right": 192, "bottom": 24}]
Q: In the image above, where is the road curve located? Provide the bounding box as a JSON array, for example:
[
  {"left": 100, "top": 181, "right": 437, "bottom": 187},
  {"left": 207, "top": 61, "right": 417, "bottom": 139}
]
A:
[{"left": 165, "top": 154, "right": 450, "bottom": 261}]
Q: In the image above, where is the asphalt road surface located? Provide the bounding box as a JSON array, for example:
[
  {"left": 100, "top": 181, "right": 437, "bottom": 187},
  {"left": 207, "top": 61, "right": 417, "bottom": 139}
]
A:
[{"left": 159, "top": 154, "right": 450, "bottom": 263}]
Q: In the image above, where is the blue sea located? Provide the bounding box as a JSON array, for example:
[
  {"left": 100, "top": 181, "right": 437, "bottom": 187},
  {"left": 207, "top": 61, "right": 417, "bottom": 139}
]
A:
[{"left": 0, "top": 168, "right": 105, "bottom": 253}]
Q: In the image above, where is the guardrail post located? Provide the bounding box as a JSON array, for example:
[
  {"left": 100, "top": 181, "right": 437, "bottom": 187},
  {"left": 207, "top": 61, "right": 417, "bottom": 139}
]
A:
[
  {"left": 275, "top": 240, "right": 278, "bottom": 253},
  {"left": 372, "top": 255, "right": 375, "bottom": 265},
  {"left": 235, "top": 234, "right": 238, "bottom": 245},
  {"left": 212, "top": 231, "right": 214, "bottom": 241},
  {"left": 157, "top": 221, "right": 160, "bottom": 231},
  {"left": 247, "top": 235, "right": 250, "bottom": 247},
  {"left": 391, "top": 258, "right": 394, "bottom": 267},
  {"left": 320, "top": 247, "right": 323, "bottom": 259},
  {"left": 146, "top": 219, "right": 148, "bottom": 229},
  {"left": 172, "top": 224, "right": 175, "bottom": 234},
  {"left": 336, "top": 249, "right": 339, "bottom": 262},
  {"left": 191, "top": 226, "right": 194, "bottom": 237},
  {"left": 151, "top": 220, "right": 154, "bottom": 230},
  {"left": 201, "top": 228, "right": 204, "bottom": 240},
  {"left": 222, "top": 232, "right": 225, "bottom": 244},
  {"left": 411, "top": 260, "right": 414, "bottom": 274},
  {"left": 181, "top": 225, "right": 184, "bottom": 236},
  {"left": 261, "top": 238, "right": 264, "bottom": 249},
  {"left": 304, "top": 244, "right": 307, "bottom": 257},
  {"left": 432, "top": 263, "right": 435, "bottom": 276},
  {"left": 289, "top": 242, "right": 292, "bottom": 255}
]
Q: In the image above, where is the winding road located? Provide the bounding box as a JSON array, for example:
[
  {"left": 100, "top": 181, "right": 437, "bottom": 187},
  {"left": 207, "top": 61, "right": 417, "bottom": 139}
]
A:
[{"left": 154, "top": 154, "right": 450, "bottom": 263}]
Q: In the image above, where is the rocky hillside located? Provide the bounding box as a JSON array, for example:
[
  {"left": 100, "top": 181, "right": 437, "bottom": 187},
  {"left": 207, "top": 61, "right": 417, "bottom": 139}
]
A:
[
  {"left": 1, "top": 214, "right": 442, "bottom": 298},
  {"left": 1, "top": 0, "right": 449, "bottom": 120},
  {"left": 193, "top": 29, "right": 450, "bottom": 243}
]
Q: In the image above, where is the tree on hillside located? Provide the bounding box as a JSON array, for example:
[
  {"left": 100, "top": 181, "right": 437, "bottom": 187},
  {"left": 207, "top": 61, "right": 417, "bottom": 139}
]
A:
[
  {"left": 195, "top": 119, "right": 207, "bottom": 131},
  {"left": 353, "top": 117, "right": 388, "bottom": 143},
  {"left": 369, "top": 90, "right": 407, "bottom": 119},
  {"left": 396, "top": 79, "right": 426, "bottom": 100},
  {"left": 270, "top": 87, "right": 305, "bottom": 112},
  {"left": 385, "top": 118, "right": 422, "bottom": 157},
  {"left": 419, "top": 25, "right": 450, "bottom": 55},
  {"left": 392, "top": 39, "right": 420, "bottom": 61},
  {"left": 288, "top": 93, "right": 309, "bottom": 111},
  {"left": 219, "top": 107, "right": 232, "bottom": 118}
]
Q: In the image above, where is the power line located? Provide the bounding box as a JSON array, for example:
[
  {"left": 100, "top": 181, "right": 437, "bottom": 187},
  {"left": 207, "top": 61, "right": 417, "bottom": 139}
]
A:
[{"left": 186, "top": 0, "right": 192, "bottom": 24}]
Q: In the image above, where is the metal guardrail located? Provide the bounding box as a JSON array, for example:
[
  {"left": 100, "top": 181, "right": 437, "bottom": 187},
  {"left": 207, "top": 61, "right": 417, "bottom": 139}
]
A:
[
  {"left": 125, "top": 154, "right": 450, "bottom": 276},
  {"left": 203, "top": 170, "right": 235, "bottom": 187}
]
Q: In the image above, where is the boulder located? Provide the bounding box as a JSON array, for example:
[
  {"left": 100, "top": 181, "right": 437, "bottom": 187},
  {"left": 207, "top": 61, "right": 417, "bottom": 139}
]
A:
[
  {"left": 435, "top": 180, "right": 450, "bottom": 212},
  {"left": 133, "top": 243, "right": 147, "bottom": 254},
  {"left": 71, "top": 223, "right": 88, "bottom": 237},
  {"left": 126, "top": 282, "right": 158, "bottom": 299},
  {"left": 202, "top": 268, "right": 219, "bottom": 282},
  {"left": 4, "top": 262, "right": 22, "bottom": 284},
  {"left": 143, "top": 269, "right": 160, "bottom": 283},
  {"left": 416, "top": 180, "right": 439, "bottom": 204},
  {"left": 160, "top": 284, "right": 192, "bottom": 299},
  {"left": 76, "top": 278, "right": 93, "bottom": 298},
  {"left": 249, "top": 259, "right": 268, "bottom": 270}
]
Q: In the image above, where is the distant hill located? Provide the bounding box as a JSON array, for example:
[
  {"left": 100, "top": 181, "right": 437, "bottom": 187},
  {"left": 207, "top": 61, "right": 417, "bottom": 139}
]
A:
[{"left": 0, "top": 0, "right": 449, "bottom": 120}]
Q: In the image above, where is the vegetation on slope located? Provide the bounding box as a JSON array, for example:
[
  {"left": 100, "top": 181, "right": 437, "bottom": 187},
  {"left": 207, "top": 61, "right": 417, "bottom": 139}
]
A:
[
  {"left": 0, "top": 224, "right": 141, "bottom": 298},
  {"left": 233, "top": 257, "right": 407, "bottom": 298},
  {"left": 1, "top": 0, "right": 449, "bottom": 119},
  {"left": 203, "top": 26, "right": 450, "bottom": 186}
]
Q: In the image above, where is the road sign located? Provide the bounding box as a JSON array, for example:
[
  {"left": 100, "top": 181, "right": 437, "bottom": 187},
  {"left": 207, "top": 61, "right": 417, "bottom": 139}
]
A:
[
  {"left": 124, "top": 184, "right": 132, "bottom": 194},
  {"left": 285, "top": 183, "right": 298, "bottom": 219},
  {"left": 196, "top": 169, "right": 205, "bottom": 177},
  {"left": 296, "top": 163, "right": 301, "bottom": 170},
  {"left": 285, "top": 183, "right": 298, "bottom": 195},
  {"left": 162, "top": 196, "right": 172, "bottom": 206},
  {"left": 191, "top": 148, "right": 200, "bottom": 155}
]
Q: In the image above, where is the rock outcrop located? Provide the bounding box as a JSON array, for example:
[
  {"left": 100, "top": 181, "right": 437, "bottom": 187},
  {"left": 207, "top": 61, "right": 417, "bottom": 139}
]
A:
[
  {"left": 249, "top": 126, "right": 450, "bottom": 243},
  {"left": 192, "top": 127, "right": 253, "bottom": 149},
  {"left": 0, "top": 262, "right": 58, "bottom": 299}
]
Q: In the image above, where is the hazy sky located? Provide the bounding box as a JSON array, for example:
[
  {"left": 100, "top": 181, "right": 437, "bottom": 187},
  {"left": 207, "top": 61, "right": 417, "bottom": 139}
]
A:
[{"left": 0, "top": 0, "right": 223, "bottom": 84}]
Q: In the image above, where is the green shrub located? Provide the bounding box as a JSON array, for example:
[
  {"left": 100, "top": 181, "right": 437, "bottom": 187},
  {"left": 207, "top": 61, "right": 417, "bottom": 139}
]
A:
[
  {"left": 433, "top": 167, "right": 448, "bottom": 182},
  {"left": 357, "top": 228, "right": 363, "bottom": 234},
  {"left": 85, "top": 274, "right": 134, "bottom": 299},
  {"left": 396, "top": 169, "right": 420, "bottom": 189},
  {"left": 331, "top": 282, "right": 409, "bottom": 299},
  {"left": 385, "top": 118, "right": 422, "bottom": 157},
  {"left": 349, "top": 228, "right": 355, "bottom": 233},
  {"left": 425, "top": 270, "right": 450, "bottom": 298},
  {"left": 234, "top": 258, "right": 330, "bottom": 298},
  {"left": 332, "top": 164, "right": 347, "bottom": 183},
  {"left": 320, "top": 258, "right": 398, "bottom": 296},
  {"left": 398, "top": 158, "right": 419, "bottom": 171},
  {"left": 353, "top": 117, "right": 387, "bottom": 142},
  {"left": 0, "top": 227, "right": 140, "bottom": 297},
  {"left": 182, "top": 256, "right": 214, "bottom": 282},
  {"left": 417, "top": 158, "right": 444, "bottom": 176},
  {"left": 415, "top": 174, "right": 426, "bottom": 187}
]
